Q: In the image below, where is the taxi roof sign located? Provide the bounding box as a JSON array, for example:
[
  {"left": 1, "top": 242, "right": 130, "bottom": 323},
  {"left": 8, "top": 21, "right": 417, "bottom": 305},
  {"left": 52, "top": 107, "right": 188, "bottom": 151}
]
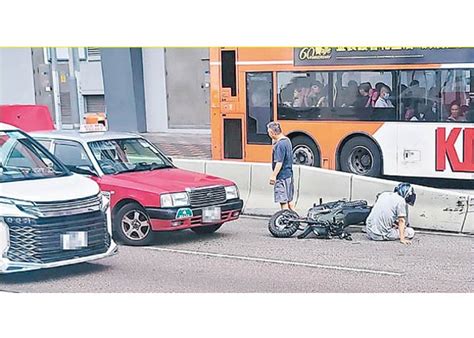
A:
[{"left": 79, "top": 123, "right": 107, "bottom": 133}]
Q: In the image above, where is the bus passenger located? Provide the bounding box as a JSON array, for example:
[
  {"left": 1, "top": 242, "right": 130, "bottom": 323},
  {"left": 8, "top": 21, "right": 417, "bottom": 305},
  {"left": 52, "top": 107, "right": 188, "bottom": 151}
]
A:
[
  {"left": 374, "top": 86, "right": 394, "bottom": 108},
  {"left": 354, "top": 82, "right": 372, "bottom": 108},
  {"left": 342, "top": 80, "right": 359, "bottom": 107},
  {"left": 404, "top": 105, "right": 417, "bottom": 121},
  {"left": 292, "top": 88, "right": 305, "bottom": 107},
  {"left": 447, "top": 102, "right": 466, "bottom": 122},
  {"left": 305, "top": 81, "right": 327, "bottom": 107}
]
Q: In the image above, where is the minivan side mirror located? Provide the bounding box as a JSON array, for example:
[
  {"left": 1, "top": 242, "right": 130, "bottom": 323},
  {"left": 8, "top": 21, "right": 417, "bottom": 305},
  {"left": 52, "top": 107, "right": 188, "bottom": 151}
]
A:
[{"left": 70, "top": 165, "right": 98, "bottom": 177}]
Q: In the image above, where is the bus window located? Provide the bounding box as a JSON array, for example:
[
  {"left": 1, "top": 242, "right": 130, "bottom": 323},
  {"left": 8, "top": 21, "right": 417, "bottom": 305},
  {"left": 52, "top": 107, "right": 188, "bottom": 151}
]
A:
[
  {"left": 400, "top": 70, "right": 439, "bottom": 122},
  {"left": 277, "top": 72, "right": 329, "bottom": 120},
  {"left": 246, "top": 72, "right": 273, "bottom": 144},
  {"left": 441, "top": 69, "right": 472, "bottom": 122},
  {"left": 221, "top": 50, "right": 237, "bottom": 96},
  {"left": 332, "top": 71, "right": 397, "bottom": 121}
]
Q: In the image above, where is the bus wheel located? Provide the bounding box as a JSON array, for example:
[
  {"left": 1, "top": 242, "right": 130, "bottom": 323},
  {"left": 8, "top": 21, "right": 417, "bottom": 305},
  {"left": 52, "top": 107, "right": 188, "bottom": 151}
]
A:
[
  {"left": 291, "top": 136, "right": 320, "bottom": 167},
  {"left": 340, "top": 136, "right": 381, "bottom": 177}
]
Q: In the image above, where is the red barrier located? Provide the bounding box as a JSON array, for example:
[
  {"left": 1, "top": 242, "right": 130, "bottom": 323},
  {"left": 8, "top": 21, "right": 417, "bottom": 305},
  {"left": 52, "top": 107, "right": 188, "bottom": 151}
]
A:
[{"left": 0, "top": 105, "right": 55, "bottom": 131}]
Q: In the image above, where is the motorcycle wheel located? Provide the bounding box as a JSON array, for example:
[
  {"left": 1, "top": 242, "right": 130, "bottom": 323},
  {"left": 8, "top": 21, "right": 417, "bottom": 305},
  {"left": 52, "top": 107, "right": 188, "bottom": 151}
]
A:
[{"left": 268, "top": 209, "right": 300, "bottom": 238}]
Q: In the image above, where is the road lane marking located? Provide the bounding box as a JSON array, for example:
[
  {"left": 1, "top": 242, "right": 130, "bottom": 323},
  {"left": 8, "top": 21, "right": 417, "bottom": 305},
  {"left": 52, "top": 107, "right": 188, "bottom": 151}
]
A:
[{"left": 144, "top": 247, "right": 403, "bottom": 277}]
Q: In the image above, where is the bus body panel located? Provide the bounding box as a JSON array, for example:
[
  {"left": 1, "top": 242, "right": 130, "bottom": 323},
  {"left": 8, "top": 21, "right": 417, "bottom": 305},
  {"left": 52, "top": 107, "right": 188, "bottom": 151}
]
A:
[{"left": 210, "top": 47, "right": 474, "bottom": 180}]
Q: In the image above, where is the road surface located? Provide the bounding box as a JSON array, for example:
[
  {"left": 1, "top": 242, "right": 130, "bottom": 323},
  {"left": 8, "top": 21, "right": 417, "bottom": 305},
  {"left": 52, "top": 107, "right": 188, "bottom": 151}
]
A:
[{"left": 0, "top": 216, "right": 472, "bottom": 293}]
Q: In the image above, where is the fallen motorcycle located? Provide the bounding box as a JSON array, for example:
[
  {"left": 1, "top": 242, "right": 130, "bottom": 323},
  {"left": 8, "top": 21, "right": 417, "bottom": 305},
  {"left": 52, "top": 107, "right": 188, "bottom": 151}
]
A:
[{"left": 268, "top": 200, "right": 372, "bottom": 240}]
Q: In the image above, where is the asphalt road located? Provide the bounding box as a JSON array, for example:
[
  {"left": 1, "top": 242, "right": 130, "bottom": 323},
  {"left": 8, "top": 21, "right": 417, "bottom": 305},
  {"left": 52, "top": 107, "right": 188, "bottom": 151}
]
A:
[{"left": 0, "top": 216, "right": 472, "bottom": 293}]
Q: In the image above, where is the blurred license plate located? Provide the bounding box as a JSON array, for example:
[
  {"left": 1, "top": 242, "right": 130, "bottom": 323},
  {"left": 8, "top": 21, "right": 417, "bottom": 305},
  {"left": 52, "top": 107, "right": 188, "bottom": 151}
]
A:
[
  {"left": 61, "top": 231, "right": 88, "bottom": 250},
  {"left": 202, "top": 207, "right": 221, "bottom": 223}
]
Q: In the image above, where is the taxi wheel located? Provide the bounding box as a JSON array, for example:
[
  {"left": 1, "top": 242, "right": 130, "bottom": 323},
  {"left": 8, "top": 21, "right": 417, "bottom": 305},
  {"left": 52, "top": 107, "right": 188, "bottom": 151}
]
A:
[
  {"left": 114, "top": 203, "right": 154, "bottom": 246},
  {"left": 191, "top": 223, "right": 223, "bottom": 234}
]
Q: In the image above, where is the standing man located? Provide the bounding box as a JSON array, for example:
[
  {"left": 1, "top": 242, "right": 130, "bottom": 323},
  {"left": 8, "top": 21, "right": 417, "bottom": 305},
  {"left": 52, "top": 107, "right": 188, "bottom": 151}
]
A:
[
  {"left": 365, "top": 183, "right": 416, "bottom": 245},
  {"left": 267, "top": 122, "right": 295, "bottom": 211}
]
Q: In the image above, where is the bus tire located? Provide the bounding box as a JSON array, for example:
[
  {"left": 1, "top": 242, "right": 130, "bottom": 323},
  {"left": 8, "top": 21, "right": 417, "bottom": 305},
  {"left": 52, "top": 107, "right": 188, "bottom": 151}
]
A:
[
  {"left": 291, "top": 135, "right": 320, "bottom": 167},
  {"left": 339, "top": 136, "right": 381, "bottom": 177}
]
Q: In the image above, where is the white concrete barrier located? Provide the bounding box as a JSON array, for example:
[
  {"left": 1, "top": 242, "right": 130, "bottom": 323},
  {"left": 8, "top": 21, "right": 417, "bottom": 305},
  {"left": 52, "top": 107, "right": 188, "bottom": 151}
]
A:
[
  {"left": 295, "top": 165, "right": 352, "bottom": 213},
  {"left": 461, "top": 196, "right": 474, "bottom": 234},
  {"left": 351, "top": 175, "right": 468, "bottom": 232},
  {"left": 205, "top": 160, "right": 252, "bottom": 209},
  {"left": 171, "top": 159, "right": 471, "bottom": 233},
  {"left": 244, "top": 163, "right": 301, "bottom": 216},
  {"left": 172, "top": 158, "right": 206, "bottom": 173}
]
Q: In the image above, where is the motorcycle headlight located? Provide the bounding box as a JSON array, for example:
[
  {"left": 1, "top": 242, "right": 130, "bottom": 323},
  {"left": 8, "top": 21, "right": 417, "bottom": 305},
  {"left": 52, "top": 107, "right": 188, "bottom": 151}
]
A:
[
  {"left": 160, "top": 192, "right": 190, "bottom": 207},
  {"left": 100, "top": 191, "right": 111, "bottom": 212},
  {"left": 225, "top": 185, "right": 239, "bottom": 200}
]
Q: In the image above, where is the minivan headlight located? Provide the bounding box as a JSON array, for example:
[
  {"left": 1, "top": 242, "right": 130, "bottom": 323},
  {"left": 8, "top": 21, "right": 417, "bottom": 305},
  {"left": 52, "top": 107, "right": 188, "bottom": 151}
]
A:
[
  {"left": 0, "top": 197, "right": 35, "bottom": 207},
  {"left": 160, "top": 192, "right": 190, "bottom": 207},
  {"left": 0, "top": 219, "right": 10, "bottom": 257},
  {"left": 225, "top": 185, "right": 239, "bottom": 200}
]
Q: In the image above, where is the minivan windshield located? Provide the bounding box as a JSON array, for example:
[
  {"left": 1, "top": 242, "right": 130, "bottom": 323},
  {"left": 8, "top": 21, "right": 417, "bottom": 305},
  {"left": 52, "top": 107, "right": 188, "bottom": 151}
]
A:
[
  {"left": 89, "top": 138, "right": 174, "bottom": 175},
  {"left": 0, "top": 130, "right": 69, "bottom": 183}
]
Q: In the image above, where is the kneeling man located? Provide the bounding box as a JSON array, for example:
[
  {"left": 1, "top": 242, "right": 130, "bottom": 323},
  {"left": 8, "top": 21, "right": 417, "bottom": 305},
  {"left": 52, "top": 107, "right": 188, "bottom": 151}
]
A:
[{"left": 366, "top": 183, "right": 416, "bottom": 245}]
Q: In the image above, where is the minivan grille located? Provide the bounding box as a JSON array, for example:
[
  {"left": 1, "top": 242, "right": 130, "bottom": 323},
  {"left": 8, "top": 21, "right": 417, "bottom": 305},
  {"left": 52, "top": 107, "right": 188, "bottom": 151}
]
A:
[
  {"left": 6, "top": 211, "right": 110, "bottom": 264},
  {"left": 22, "top": 194, "right": 101, "bottom": 218},
  {"left": 188, "top": 186, "right": 226, "bottom": 207}
]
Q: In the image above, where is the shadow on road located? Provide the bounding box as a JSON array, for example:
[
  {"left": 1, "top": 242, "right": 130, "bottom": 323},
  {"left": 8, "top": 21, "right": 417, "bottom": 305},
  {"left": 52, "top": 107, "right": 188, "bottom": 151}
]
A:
[
  {"left": 0, "top": 261, "right": 113, "bottom": 286},
  {"left": 150, "top": 230, "right": 232, "bottom": 246}
]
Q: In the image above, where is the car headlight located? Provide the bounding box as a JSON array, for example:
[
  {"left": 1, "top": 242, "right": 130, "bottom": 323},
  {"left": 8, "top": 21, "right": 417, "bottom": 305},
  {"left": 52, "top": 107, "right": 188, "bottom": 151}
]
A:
[
  {"left": 0, "top": 197, "right": 40, "bottom": 216},
  {"left": 0, "top": 196, "right": 35, "bottom": 207},
  {"left": 100, "top": 191, "right": 111, "bottom": 212},
  {"left": 160, "top": 192, "right": 190, "bottom": 207},
  {"left": 0, "top": 219, "right": 10, "bottom": 258},
  {"left": 225, "top": 185, "right": 239, "bottom": 200}
]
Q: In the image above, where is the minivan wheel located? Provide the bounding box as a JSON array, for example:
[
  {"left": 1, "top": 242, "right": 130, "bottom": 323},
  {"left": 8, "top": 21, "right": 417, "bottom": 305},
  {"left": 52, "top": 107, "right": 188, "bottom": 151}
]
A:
[{"left": 114, "top": 203, "right": 154, "bottom": 246}]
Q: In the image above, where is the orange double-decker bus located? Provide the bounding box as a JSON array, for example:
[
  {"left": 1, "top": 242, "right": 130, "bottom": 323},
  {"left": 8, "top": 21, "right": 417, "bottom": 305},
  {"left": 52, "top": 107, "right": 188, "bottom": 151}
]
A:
[{"left": 209, "top": 47, "right": 474, "bottom": 180}]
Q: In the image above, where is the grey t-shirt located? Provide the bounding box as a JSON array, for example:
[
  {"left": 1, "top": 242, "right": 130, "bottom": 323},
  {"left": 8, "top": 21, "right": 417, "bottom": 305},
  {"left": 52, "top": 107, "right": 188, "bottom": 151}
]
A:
[{"left": 366, "top": 192, "right": 407, "bottom": 237}]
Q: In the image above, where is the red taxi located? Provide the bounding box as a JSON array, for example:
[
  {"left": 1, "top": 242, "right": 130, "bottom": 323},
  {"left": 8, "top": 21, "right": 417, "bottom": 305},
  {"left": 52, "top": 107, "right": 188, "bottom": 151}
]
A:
[{"left": 32, "top": 128, "right": 243, "bottom": 245}]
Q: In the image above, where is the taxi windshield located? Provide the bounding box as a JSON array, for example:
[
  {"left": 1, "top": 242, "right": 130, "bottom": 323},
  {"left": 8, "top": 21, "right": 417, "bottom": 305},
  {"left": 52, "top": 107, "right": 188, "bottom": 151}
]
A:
[
  {"left": 88, "top": 138, "right": 173, "bottom": 175},
  {"left": 0, "top": 130, "right": 69, "bottom": 183}
]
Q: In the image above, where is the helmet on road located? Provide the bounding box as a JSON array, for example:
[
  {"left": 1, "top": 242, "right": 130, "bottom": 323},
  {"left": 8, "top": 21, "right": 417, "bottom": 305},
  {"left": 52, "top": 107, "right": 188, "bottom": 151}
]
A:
[{"left": 394, "top": 183, "right": 416, "bottom": 206}]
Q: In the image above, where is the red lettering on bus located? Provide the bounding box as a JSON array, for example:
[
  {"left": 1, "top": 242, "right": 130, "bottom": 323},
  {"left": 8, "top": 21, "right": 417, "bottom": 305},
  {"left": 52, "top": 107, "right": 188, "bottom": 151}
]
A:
[{"left": 436, "top": 127, "right": 474, "bottom": 172}]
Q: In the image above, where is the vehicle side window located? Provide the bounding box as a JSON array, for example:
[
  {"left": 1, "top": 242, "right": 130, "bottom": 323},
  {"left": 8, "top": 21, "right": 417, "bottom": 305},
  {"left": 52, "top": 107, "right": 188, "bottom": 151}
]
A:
[
  {"left": 37, "top": 139, "right": 52, "bottom": 151},
  {"left": 246, "top": 72, "right": 273, "bottom": 144},
  {"left": 440, "top": 69, "right": 473, "bottom": 122},
  {"left": 400, "top": 70, "right": 440, "bottom": 122},
  {"left": 5, "top": 141, "right": 48, "bottom": 168},
  {"left": 277, "top": 71, "right": 330, "bottom": 121},
  {"left": 54, "top": 140, "right": 94, "bottom": 170},
  {"left": 332, "top": 71, "right": 396, "bottom": 121}
]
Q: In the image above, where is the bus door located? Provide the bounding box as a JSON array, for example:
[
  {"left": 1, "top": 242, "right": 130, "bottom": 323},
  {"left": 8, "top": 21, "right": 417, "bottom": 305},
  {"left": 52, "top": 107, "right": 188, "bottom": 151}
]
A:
[
  {"left": 219, "top": 50, "right": 243, "bottom": 160},
  {"left": 245, "top": 72, "right": 273, "bottom": 147}
]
